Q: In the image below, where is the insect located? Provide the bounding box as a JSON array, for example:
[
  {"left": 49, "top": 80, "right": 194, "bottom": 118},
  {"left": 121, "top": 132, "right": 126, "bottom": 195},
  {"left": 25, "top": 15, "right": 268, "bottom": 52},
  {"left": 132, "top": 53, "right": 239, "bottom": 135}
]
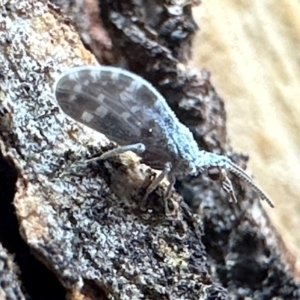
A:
[{"left": 54, "top": 66, "right": 274, "bottom": 210}]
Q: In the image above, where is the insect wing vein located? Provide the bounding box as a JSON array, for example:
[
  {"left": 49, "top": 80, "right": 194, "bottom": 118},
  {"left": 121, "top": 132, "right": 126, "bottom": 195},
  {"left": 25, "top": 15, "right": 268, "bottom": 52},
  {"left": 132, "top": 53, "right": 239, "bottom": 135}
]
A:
[{"left": 55, "top": 66, "right": 177, "bottom": 147}]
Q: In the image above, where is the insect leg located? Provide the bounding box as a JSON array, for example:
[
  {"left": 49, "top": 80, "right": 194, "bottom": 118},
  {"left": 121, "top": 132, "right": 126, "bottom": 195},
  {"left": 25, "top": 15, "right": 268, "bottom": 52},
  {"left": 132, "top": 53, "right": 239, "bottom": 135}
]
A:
[
  {"left": 165, "top": 173, "right": 176, "bottom": 200},
  {"left": 221, "top": 176, "right": 238, "bottom": 203},
  {"left": 141, "top": 162, "right": 172, "bottom": 209},
  {"left": 164, "top": 173, "right": 179, "bottom": 216},
  {"left": 86, "top": 142, "right": 146, "bottom": 163}
]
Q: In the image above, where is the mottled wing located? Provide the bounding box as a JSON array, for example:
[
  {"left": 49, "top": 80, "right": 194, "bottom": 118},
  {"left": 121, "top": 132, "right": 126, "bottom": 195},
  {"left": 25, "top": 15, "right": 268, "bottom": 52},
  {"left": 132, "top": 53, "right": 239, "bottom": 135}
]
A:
[{"left": 54, "top": 66, "right": 177, "bottom": 146}]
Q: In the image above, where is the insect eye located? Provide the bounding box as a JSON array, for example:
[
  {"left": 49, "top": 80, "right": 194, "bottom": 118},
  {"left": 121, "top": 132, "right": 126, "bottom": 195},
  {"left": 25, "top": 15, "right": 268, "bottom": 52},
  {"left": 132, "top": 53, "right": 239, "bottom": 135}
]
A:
[{"left": 207, "top": 166, "right": 226, "bottom": 181}]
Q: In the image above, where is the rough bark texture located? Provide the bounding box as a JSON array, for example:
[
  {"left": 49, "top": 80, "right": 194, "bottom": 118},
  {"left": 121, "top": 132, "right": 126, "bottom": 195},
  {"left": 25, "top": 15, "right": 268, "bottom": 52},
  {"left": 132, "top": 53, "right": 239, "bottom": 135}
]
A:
[
  {"left": 0, "top": 0, "right": 299, "bottom": 299},
  {"left": 0, "top": 243, "right": 26, "bottom": 300}
]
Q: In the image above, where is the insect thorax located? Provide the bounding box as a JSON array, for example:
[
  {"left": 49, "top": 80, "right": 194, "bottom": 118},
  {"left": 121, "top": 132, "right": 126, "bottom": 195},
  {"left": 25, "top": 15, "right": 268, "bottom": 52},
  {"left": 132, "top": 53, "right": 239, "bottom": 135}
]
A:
[{"left": 140, "top": 122, "right": 200, "bottom": 177}]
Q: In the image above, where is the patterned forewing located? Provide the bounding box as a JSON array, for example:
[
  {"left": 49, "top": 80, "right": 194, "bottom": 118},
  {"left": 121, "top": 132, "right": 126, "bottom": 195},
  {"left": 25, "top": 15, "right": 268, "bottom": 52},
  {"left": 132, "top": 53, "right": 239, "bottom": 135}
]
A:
[{"left": 54, "top": 66, "right": 177, "bottom": 146}]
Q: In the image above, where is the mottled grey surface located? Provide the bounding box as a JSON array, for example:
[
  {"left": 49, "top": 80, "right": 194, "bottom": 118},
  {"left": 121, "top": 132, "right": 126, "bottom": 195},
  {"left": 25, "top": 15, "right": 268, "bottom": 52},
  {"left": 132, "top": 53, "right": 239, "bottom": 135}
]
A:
[{"left": 0, "top": 244, "right": 26, "bottom": 300}]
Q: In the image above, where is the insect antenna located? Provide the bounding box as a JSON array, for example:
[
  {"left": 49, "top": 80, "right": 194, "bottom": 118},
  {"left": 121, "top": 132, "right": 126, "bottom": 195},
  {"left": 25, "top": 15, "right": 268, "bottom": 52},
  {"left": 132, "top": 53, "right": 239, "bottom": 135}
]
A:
[
  {"left": 226, "top": 160, "right": 274, "bottom": 208},
  {"left": 201, "top": 152, "right": 274, "bottom": 207}
]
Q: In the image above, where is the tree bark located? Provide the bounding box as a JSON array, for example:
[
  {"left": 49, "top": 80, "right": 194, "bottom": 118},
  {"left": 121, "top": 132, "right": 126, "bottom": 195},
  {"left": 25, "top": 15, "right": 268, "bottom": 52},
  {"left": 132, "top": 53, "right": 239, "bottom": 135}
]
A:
[{"left": 0, "top": 0, "right": 299, "bottom": 299}]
